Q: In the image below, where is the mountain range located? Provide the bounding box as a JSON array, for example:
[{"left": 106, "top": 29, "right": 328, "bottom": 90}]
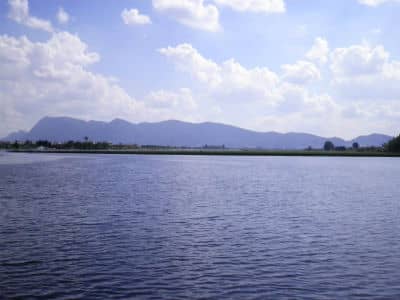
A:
[{"left": 2, "top": 116, "right": 393, "bottom": 149}]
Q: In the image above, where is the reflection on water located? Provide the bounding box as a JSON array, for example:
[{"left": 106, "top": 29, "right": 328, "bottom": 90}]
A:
[
  {"left": 0, "top": 152, "right": 81, "bottom": 165},
  {"left": 1, "top": 154, "right": 400, "bottom": 299}
]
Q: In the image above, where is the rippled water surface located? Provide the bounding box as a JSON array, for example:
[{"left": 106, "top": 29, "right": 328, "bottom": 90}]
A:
[{"left": 1, "top": 153, "right": 400, "bottom": 299}]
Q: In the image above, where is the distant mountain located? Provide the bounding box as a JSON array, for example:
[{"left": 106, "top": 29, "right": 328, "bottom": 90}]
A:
[
  {"left": 2, "top": 116, "right": 393, "bottom": 149},
  {"left": 350, "top": 134, "right": 393, "bottom": 147}
]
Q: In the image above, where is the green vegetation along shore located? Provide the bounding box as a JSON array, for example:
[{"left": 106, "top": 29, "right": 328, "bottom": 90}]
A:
[{"left": 2, "top": 134, "right": 400, "bottom": 157}]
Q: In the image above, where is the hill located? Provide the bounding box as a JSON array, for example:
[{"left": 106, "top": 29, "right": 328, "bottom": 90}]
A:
[{"left": 2, "top": 117, "right": 392, "bottom": 149}]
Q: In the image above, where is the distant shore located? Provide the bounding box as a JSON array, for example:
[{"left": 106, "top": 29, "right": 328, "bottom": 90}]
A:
[{"left": 7, "top": 149, "right": 400, "bottom": 157}]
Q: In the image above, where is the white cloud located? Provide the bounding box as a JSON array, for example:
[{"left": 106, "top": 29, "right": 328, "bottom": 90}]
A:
[
  {"left": 57, "top": 7, "right": 69, "bottom": 25},
  {"left": 134, "top": 88, "right": 202, "bottom": 123},
  {"left": 217, "top": 59, "right": 281, "bottom": 103},
  {"left": 213, "top": 0, "right": 285, "bottom": 13},
  {"left": 159, "top": 43, "right": 327, "bottom": 111},
  {"left": 281, "top": 60, "right": 321, "bottom": 85},
  {"left": 0, "top": 32, "right": 145, "bottom": 136},
  {"left": 121, "top": 8, "right": 152, "bottom": 25},
  {"left": 152, "top": 0, "right": 220, "bottom": 32},
  {"left": 8, "top": 0, "right": 53, "bottom": 32},
  {"left": 159, "top": 43, "right": 222, "bottom": 86},
  {"left": 147, "top": 88, "right": 197, "bottom": 111},
  {"left": 332, "top": 63, "right": 400, "bottom": 101},
  {"left": 0, "top": 32, "right": 206, "bottom": 136},
  {"left": 306, "top": 37, "right": 329, "bottom": 65},
  {"left": 2, "top": 24, "right": 399, "bottom": 138},
  {"left": 260, "top": 83, "right": 339, "bottom": 119},
  {"left": 159, "top": 43, "right": 285, "bottom": 104},
  {"left": 158, "top": 41, "right": 400, "bottom": 138},
  {"left": 329, "top": 43, "right": 400, "bottom": 102},
  {"left": 330, "top": 44, "right": 389, "bottom": 77},
  {"left": 358, "top": 0, "right": 399, "bottom": 6}
]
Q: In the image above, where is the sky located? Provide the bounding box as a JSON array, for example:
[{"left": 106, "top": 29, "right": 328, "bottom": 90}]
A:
[{"left": 1, "top": 0, "right": 400, "bottom": 139}]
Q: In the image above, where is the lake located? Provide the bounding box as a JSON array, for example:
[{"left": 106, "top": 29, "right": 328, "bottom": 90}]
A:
[{"left": 1, "top": 153, "right": 400, "bottom": 299}]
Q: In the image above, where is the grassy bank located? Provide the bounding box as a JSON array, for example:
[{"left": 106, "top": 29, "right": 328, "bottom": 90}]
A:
[{"left": 7, "top": 149, "right": 400, "bottom": 157}]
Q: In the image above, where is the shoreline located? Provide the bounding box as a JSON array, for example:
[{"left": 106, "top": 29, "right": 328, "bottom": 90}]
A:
[{"left": 6, "top": 149, "right": 400, "bottom": 157}]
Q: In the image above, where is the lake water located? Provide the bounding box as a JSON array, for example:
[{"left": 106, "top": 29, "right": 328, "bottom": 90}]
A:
[{"left": 1, "top": 153, "right": 400, "bottom": 299}]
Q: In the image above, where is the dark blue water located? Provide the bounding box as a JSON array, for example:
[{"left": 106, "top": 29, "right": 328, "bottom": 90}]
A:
[{"left": 1, "top": 153, "right": 400, "bottom": 299}]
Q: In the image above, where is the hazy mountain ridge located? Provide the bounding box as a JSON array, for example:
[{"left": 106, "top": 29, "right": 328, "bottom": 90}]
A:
[{"left": 2, "top": 117, "right": 393, "bottom": 149}]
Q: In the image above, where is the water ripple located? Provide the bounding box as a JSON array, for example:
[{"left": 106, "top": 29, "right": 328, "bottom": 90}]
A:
[{"left": 1, "top": 154, "right": 400, "bottom": 299}]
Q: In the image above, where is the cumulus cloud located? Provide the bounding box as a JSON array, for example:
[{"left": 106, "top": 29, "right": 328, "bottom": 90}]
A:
[
  {"left": 0, "top": 32, "right": 143, "bottom": 135},
  {"left": 281, "top": 60, "right": 321, "bottom": 85},
  {"left": 159, "top": 43, "right": 285, "bottom": 104},
  {"left": 57, "top": 7, "right": 69, "bottom": 25},
  {"left": 332, "top": 63, "right": 400, "bottom": 101},
  {"left": 213, "top": 0, "right": 285, "bottom": 13},
  {"left": 152, "top": 0, "right": 220, "bottom": 32},
  {"left": 0, "top": 31, "right": 205, "bottom": 136},
  {"left": 158, "top": 41, "right": 339, "bottom": 125},
  {"left": 217, "top": 59, "right": 281, "bottom": 103},
  {"left": 330, "top": 44, "right": 389, "bottom": 77},
  {"left": 2, "top": 20, "right": 399, "bottom": 138},
  {"left": 121, "top": 8, "right": 152, "bottom": 25},
  {"left": 8, "top": 0, "right": 53, "bottom": 32},
  {"left": 306, "top": 37, "right": 329, "bottom": 65},
  {"left": 159, "top": 43, "right": 222, "bottom": 86},
  {"left": 157, "top": 41, "right": 400, "bottom": 137},
  {"left": 329, "top": 43, "right": 400, "bottom": 103}
]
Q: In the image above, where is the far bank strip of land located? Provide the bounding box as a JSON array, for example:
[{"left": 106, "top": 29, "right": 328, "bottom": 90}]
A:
[{"left": 8, "top": 149, "right": 400, "bottom": 157}]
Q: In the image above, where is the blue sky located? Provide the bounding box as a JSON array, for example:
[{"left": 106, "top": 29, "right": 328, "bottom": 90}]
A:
[{"left": 1, "top": 0, "right": 400, "bottom": 138}]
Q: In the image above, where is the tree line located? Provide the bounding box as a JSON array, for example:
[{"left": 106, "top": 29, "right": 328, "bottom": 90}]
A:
[
  {"left": 384, "top": 134, "right": 400, "bottom": 152},
  {"left": 322, "top": 134, "right": 400, "bottom": 153},
  {"left": 0, "top": 140, "right": 136, "bottom": 150},
  {"left": 322, "top": 141, "right": 360, "bottom": 152},
  {"left": 1, "top": 134, "right": 400, "bottom": 152}
]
